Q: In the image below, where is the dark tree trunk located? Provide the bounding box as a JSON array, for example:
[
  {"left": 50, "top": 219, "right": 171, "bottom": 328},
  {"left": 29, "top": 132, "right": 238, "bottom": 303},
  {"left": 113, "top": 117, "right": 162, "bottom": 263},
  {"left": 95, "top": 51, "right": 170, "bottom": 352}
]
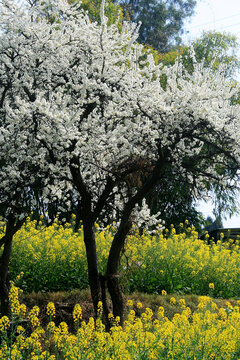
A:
[
  {"left": 83, "top": 219, "right": 116, "bottom": 331},
  {"left": 82, "top": 217, "right": 102, "bottom": 317},
  {"left": 0, "top": 215, "right": 26, "bottom": 316},
  {"left": 0, "top": 234, "right": 12, "bottom": 316},
  {"left": 0, "top": 215, "right": 25, "bottom": 316},
  {"left": 107, "top": 275, "right": 124, "bottom": 323},
  {"left": 106, "top": 219, "right": 132, "bottom": 325},
  {"left": 82, "top": 218, "right": 112, "bottom": 329}
]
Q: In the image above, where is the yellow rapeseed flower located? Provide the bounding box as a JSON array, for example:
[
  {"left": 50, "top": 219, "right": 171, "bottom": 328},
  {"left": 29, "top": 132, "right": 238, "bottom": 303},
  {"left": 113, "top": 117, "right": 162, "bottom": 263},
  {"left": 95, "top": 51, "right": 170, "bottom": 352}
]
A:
[
  {"left": 179, "top": 299, "right": 186, "bottom": 308},
  {"left": 73, "top": 304, "right": 82, "bottom": 322},
  {"left": 46, "top": 302, "right": 56, "bottom": 317},
  {"left": 28, "top": 306, "right": 40, "bottom": 328},
  {"left": 209, "top": 283, "right": 215, "bottom": 290},
  {"left": 170, "top": 297, "right": 176, "bottom": 305},
  {"left": 97, "top": 301, "right": 103, "bottom": 315},
  {"left": 127, "top": 299, "right": 133, "bottom": 307},
  {"left": 0, "top": 316, "right": 10, "bottom": 332},
  {"left": 137, "top": 302, "right": 143, "bottom": 309}
]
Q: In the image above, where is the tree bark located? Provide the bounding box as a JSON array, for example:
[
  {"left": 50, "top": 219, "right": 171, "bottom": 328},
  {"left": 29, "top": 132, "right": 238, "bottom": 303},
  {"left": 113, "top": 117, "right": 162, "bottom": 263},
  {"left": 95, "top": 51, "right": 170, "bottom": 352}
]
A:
[
  {"left": 82, "top": 217, "right": 102, "bottom": 318},
  {"left": 0, "top": 234, "right": 12, "bottom": 316},
  {"left": 82, "top": 218, "right": 113, "bottom": 329},
  {"left": 106, "top": 218, "right": 132, "bottom": 325},
  {"left": 0, "top": 216, "right": 25, "bottom": 316},
  {"left": 107, "top": 275, "right": 124, "bottom": 324}
]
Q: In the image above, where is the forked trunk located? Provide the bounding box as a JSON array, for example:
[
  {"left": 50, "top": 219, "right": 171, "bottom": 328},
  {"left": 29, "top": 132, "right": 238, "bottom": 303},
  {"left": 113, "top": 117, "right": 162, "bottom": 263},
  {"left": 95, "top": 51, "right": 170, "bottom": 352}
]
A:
[{"left": 105, "top": 158, "right": 166, "bottom": 324}]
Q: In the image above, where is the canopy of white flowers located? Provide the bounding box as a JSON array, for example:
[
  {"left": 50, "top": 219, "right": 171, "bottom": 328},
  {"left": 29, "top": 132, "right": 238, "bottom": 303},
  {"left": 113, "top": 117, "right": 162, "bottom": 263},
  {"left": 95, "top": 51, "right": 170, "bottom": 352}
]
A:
[{"left": 0, "top": 0, "right": 240, "bottom": 225}]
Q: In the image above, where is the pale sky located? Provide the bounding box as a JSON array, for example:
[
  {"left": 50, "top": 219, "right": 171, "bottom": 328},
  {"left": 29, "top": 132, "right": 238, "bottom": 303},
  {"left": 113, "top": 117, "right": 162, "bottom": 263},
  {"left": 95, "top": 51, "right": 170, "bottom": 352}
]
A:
[
  {"left": 184, "top": 0, "right": 240, "bottom": 43},
  {"left": 182, "top": 0, "right": 240, "bottom": 228}
]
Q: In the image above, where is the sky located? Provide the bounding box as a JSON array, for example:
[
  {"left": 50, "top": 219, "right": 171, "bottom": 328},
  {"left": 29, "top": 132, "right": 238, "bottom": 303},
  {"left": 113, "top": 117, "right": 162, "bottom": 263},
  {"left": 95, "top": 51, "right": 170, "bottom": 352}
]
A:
[
  {"left": 183, "top": 0, "right": 240, "bottom": 43},
  {"left": 182, "top": 0, "right": 240, "bottom": 228}
]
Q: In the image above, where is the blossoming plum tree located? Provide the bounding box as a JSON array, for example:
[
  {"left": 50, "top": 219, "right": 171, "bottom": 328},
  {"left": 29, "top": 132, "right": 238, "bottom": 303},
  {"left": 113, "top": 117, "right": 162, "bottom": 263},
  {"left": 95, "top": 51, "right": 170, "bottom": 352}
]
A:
[{"left": 1, "top": 0, "right": 240, "bottom": 323}]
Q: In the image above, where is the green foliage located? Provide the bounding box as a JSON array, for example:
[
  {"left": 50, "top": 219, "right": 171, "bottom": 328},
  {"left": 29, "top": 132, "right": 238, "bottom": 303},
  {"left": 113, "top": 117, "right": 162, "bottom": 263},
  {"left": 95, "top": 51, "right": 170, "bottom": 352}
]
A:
[
  {"left": 73, "top": 0, "right": 124, "bottom": 26},
  {"left": 156, "top": 31, "right": 240, "bottom": 78},
  {"left": 146, "top": 174, "right": 205, "bottom": 231}
]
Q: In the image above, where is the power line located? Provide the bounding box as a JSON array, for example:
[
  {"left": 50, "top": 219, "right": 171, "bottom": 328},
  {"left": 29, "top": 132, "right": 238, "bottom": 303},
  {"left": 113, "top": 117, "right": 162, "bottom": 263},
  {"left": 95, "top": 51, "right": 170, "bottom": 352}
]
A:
[
  {"left": 189, "top": 21, "right": 240, "bottom": 37},
  {"left": 188, "top": 12, "right": 240, "bottom": 30}
]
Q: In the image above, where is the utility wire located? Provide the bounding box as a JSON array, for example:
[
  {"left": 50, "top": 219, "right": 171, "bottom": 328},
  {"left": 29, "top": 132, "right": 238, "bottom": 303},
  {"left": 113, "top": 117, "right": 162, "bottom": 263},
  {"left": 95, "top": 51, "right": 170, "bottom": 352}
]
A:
[
  {"left": 188, "top": 13, "right": 240, "bottom": 30},
  {"left": 189, "top": 22, "right": 240, "bottom": 35}
]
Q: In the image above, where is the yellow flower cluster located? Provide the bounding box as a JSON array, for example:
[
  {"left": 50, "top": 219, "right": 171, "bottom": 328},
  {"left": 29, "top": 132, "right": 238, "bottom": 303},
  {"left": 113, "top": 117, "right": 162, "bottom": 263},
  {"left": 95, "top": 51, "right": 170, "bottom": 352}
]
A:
[
  {"left": 170, "top": 297, "right": 176, "bottom": 305},
  {"left": 9, "top": 281, "right": 22, "bottom": 316},
  {"left": 73, "top": 304, "right": 82, "bottom": 323},
  {"left": 8, "top": 281, "right": 27, "bottom": 321},
  {"left": 0, "top": 316, "right": 10, "bottom": 333},
  {"left": 46, "top": 302, "right": 55, "bottom": 317},
  {"left": 1, "top": 288, "right": 240, "bottom": 360},
  {"left": 209, "top": 282, "right": 215, "bottom": 290},
  {"left": 28, "top": 306, "right": 41, "bottom": 328},
  {"left": 123, "top": 225, "right": 240, "bottom": 296}
]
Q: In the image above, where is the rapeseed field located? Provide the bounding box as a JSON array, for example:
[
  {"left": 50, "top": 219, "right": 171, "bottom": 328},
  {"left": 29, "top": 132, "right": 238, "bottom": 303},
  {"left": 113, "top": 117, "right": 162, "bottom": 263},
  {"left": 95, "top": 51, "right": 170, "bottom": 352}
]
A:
[
  {"left": 4, "top": 218, "right": 240, "bottom": 297},
  {"left": 1, "top": 218, "right": 240, "bottom": 359}
]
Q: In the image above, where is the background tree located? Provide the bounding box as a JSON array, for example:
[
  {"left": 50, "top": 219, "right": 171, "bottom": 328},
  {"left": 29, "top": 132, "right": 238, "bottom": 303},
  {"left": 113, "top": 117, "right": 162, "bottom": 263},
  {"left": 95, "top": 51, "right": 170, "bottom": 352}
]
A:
[
  {"left": 76, "top": 0, "right": 124, "bottom": 25},
  {"left": 146, "top": 172, "right": 204, "bottom": 230},
  {"left": 204, "top": 216, "right": 223, "bottom": 233},
  {"left": 1, "top": 0, "right": 240, "bottom": 326},
  {"left": 157, "top": 31, "right": 240, "bottom": 76},
  {"left": 114, "top": 0, "right": 197, "bottom": 52}
]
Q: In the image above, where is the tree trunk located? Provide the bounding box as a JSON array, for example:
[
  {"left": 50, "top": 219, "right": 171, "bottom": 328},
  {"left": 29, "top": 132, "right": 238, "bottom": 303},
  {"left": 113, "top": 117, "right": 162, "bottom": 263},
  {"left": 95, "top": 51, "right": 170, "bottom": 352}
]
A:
[
  {"left": 0, "top": 216, "right": 25, "bottom": 316},
  {"left": 0, "top": 234, "right": 13, "bottom": 316},
  {"left": 82, "top": 219, "right": 111, "bottom": 329},
  {"left": 70, "top": 161, "right": 103, "bottom": 318},
  {"left": 107, "top": 274, "right": 124, "bottom": 323},
  {"left": 106, "top": 218, "right": 132, "bottom": 325},
  {"left": 82, "top": 218, "right": 102, "bottom": 317}
]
